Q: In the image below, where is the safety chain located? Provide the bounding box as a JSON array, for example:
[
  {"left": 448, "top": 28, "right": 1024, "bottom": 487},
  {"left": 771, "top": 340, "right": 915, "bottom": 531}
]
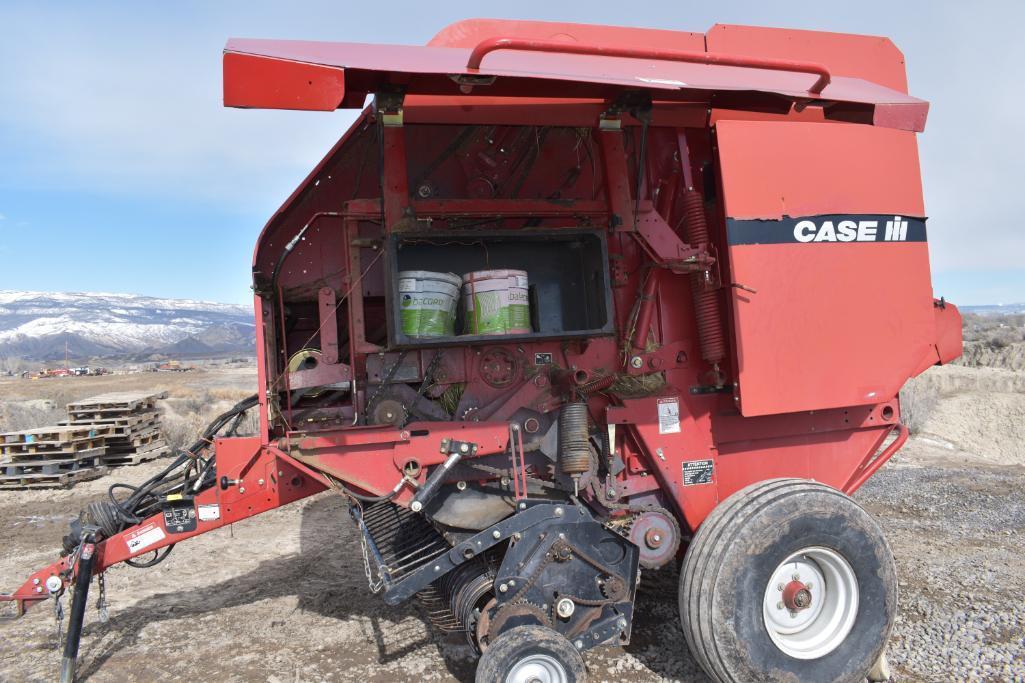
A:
[
  {"left": 53, "top": 592, "right": 64, "bottom": 651},
  {"left": 96, "top": 573, "right": 109, "bottom": 624}
]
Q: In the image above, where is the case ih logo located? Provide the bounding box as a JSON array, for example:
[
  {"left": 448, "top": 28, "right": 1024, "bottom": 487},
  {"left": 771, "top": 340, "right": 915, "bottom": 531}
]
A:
[
  {"left": 794, "top": 216, "right": 911, "bottom": 242},
  {"left": 727, "top": 214, "right": 927, "bottom": 245}
]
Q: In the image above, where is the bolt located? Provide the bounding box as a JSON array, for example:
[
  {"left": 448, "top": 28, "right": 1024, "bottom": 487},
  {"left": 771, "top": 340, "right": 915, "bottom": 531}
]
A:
[
  {"left": 519, "top": 502, "right": 527, "bottom": 510},
  {"left": 32, "top": 578, "right": 40, "bottom": 585},
  {"left": 617, "top": 618, "right": 627, "bottom": 630},
  {"left": 778, "top": 583, "right": 785, "bottom": 591},
  {"left": 278, "top": 471, "right": 284, "bottom": 477},
  {"left": 512, "top": 532, "right": 522, "bottom": 541},
  {"left": 555, "top": 507, "right": 564, "bottom": 517},
  {"left": 460, "top": 443, "right": 469, "bottom": 453},
  {"left": 35, "top": 586, "right": 42, "bottom": 593},
  {"left": 492, "top": 530, "right": 501, "bottom": 539},
  {"left": 509, "top": 580, "right": 516, "bottom": 587},
  {"left": 806, "top": 582, "right": 813, "bottom": 590},
  {"left": 456, "top": 481, "right": 467, "bottom": 491},
  {"left": 499, "top": 583, "right": 508, "bottom": 593},
  {"left": 556, "top": 598, "right": 575, "bottom": 619},
  {"left": 575, "top": 640, "right": 584, "bottom": 650},
  {"left": 45, "top": 576, "right": 62, "bottom": 593},
  {"left": 239, "top": 487, "right": 246, "bottom": 494},
  {"left": 607, "top": 487, "right": 617, "bottom": 498},
  {"left": 411, "top": 501, "right": 423, "bottom": 512},
  {"left": 258, "top": 479, "right": 265, "bottom": 486},
  {"left": 792, "top": 573, "right": 800, "bottom": 581},
  {"left": 434, "top": 565, "right": 441, "bottom": 572},
  {"left": 777, "top": 601, "right": 784, "bottom": 610},
  {"left": 558, "top": 533, "right": 566, "bottom": 540},
  {"left": 630, "top": 356, "right": 643, "bottom": 369},
  {"left": 593, "top": 632, "right": 600, "bottom": 640}
]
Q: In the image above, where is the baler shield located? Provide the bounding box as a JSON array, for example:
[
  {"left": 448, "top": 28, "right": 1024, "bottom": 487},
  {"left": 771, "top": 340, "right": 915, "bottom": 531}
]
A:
[
  {"left": 717, "top": 120, "right": 936, "bottom": 416},
  {"left": 223, "top": 38, "right": 928, "bottom": 131}
]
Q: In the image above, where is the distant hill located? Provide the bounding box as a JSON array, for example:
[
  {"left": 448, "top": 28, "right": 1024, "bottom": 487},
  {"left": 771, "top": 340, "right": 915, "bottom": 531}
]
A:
[
  {"left": 962, "top": 303, "right": 1025, "bottom": 316},
  {"left": 0, "top": 291, "right": 255, "bottom": 361}
]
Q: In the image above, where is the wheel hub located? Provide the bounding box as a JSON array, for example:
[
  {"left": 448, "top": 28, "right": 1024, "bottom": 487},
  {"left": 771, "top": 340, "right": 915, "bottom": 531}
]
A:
[
  {"left": 505, "top": 653, "right": 568, "bottom": 683},
  {"left": 782, "top": 580, "right": 813, "bottom": 610},
  {"left": 762, "top": 546, "right": 859, "bottom": 660}
]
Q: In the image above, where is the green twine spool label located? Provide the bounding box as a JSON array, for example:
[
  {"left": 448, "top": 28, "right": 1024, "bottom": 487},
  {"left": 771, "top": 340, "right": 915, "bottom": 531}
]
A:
[{"left": 401, "top": 293, "right": 455, "bottom": 337}]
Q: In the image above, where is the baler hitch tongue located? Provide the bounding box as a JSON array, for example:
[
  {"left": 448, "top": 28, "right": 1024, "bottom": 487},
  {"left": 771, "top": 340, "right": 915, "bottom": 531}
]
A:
[{"left": 0, "top": 594, "right": 27, "bottom": 621}]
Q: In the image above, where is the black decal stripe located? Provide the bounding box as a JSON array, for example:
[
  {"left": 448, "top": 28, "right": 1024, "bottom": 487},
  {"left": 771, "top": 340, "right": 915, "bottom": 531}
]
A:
[{"left": 727, "top": 215, "right": 928, "bottom": 245}]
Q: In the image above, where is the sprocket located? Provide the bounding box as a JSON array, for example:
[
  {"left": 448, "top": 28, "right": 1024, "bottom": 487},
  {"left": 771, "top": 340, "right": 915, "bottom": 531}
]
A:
[
  {"left": 626, "top": 508, "right": 682, "bottom": 569},
  {"left": 486, "top": 601, "right": 552, "bottom": 643}
]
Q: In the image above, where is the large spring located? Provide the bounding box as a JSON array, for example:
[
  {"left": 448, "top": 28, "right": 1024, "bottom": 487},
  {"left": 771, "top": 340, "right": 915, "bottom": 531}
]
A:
[
  {"left": 558, "top": 401, "right": 592, "bottom": 475},
  {"left": 682, "top": 189, "right": 726, "bottom": 366}
]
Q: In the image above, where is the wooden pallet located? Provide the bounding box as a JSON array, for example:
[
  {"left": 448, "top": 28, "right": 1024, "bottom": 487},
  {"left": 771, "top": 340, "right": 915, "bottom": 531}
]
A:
[
  {"left": 0, "top": 466, "right": 109, "bottom": 490},
  {"left": 2, "top": 425, "right": 112, "bottom": 445},
  {"left": 100, "top": 446, "right": 168, "bottom": 467},
  {"left": 0, "top": 446, "right": 106, "bottom": 465},
  {"left": 2, "top": 454, "right": 105, "bottom": 476},
  {"left": 61, "top": 411, "right": 161, "bottom": 428},
  {"left": 0, "top": 436, "right": 108, "bottom": 457},
  {"left": 66, "top": 392, "right": 166, "bottom": 419},
  {"left": 106, "top": 437, "right": 168, "bottom": 457}
]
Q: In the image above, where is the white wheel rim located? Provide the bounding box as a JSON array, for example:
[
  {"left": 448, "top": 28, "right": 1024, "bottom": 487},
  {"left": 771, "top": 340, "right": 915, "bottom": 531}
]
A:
[
  {"left": 762, "top": 546, "right": 859, "bottom": 659},
  {"left": 505, "top": 653, "right": 568, "bottom": 683}
]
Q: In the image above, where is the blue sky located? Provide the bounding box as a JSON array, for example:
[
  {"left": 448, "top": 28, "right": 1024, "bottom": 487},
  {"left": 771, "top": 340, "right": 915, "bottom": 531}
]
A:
[{"left": 0, "top": 1, "right": 1022, "bottom": 306}]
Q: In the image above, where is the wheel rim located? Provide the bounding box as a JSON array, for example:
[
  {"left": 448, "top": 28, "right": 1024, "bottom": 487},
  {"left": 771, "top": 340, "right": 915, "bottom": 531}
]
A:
[
  {"left": 504, "top": 653, "right": 568, "bottom": 683},
  {"left": 762, "top": 546, "right": 859, "bottom": 659}
]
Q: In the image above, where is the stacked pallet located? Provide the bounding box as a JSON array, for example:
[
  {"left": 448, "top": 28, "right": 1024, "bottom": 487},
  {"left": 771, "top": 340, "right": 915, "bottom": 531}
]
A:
[
  {"left": 64, "top": 391, "right": 169, "bottom": 467},
  {"left": 0, "top": 425, "right": 111, "bottom": 489}
]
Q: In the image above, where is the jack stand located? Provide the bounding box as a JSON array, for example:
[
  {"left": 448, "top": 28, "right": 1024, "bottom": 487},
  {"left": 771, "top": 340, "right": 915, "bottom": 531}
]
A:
[{"left": 59, "top": 530, "right": 98, "bottom": 683}]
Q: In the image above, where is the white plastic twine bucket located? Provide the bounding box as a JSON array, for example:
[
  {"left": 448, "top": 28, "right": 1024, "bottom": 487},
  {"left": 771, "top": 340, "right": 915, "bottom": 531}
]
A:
[
  {"left": 397, "top": 270, "right": 461, "bottom": 337},
  {"left": 462, "top": 269, "right": 531, "bottom": 335}
]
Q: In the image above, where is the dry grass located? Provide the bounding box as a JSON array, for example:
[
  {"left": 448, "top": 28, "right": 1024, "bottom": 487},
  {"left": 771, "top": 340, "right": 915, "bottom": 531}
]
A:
[{"left": 0, "top": 368, "right": 258, "bottom": 450}]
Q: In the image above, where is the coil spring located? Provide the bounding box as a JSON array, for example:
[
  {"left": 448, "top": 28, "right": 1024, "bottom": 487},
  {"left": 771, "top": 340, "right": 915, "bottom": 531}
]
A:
[
  {"left": 558, "top": 402, "right": 591, "bottom": 475},
  {"left": 682, "top": 190, "right": 726, "bottom": 365},
  {"left": 578, "top": 373, "right": 615, "bottom": 395}
]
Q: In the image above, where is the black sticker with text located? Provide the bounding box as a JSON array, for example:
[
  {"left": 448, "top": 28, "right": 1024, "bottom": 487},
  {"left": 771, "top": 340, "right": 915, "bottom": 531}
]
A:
[{"left": 682, "top": 459, "right": 714, "bottom": 486}]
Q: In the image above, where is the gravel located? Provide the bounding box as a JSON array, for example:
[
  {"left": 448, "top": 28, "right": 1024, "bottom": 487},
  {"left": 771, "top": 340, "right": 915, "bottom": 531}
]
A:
[{"left": 0, "top": 439, "right": 1022, "bottom": 681}]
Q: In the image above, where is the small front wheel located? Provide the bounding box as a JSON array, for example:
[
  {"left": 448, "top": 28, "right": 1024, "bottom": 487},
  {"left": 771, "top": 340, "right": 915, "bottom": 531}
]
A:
[{"left": 475, "top": 624, "right": 587, "bottom": 683}]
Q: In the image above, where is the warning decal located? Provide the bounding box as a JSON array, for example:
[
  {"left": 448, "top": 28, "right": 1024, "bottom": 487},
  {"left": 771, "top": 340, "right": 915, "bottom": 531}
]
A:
[
  {"left": 683, "top": 459, "right": 714, "bottom": 486},
  {"left": 657, "top": 397, "right": 681, "bottom": 434},
  {"left": 125, "top": 523, "right": 166, "bottom": 554},
  {"left": 198, "top": 504, "right": 221, "bottom": 522}
]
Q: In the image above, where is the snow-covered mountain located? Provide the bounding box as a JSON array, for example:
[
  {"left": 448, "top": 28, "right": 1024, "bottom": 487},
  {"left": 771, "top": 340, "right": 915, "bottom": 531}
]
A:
[{"left": 0, "top": 291, "right": 255, "bottom": 360}]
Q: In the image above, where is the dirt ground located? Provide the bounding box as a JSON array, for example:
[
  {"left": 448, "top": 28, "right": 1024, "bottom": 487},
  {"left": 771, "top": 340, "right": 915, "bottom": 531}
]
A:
[{"left": 0, "top": 367, "right": 1022, "bottom": 682}]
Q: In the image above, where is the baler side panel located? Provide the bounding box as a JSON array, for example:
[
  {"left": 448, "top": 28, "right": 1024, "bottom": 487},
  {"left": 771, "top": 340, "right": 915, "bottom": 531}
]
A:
[{"left": 717, "top": 120, "right": 935, "bottom": 417}]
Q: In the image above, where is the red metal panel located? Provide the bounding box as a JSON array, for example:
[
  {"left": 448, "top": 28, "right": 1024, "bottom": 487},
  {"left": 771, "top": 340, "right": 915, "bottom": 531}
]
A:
[
  {"left": 222, "top": 39, "right": 928, "bottom": 131},
  {"left": 707, "top": 24, "right": 910, "bottom": 94},
  {"left": 716, "top": 120, "right": 925, "bottom": 219},
  {"left": 429, "top": 18, "right": 706, "bottom": 52},
  {"left": 717, "top": 120, "right": 935, "bottom": 416},
  {"left": 223, "top": 52, "right": 345, "bottom": 111}
]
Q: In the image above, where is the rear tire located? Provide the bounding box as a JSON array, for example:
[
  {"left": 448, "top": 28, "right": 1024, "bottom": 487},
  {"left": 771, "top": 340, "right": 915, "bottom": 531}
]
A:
[
  {"left": 679, "top": 478, "right": 897, "bottom": 682},
  {"left": 475, "top": 624, "right": 587, "bottom": 683}
]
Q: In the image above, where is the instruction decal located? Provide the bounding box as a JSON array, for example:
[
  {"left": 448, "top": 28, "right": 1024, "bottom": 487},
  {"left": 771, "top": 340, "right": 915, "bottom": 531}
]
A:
[
  {"left": 125, "top": 523, "right": 166, "bottom": 553},
  {"left": 683, "top": 459, "right": 714, "bottom": 486},
  {"left": 197, "top": 504, "right": 221, "bottom": 522},
  {"left": 657, "top": 397, "right": 681, "bottom": 434}
]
